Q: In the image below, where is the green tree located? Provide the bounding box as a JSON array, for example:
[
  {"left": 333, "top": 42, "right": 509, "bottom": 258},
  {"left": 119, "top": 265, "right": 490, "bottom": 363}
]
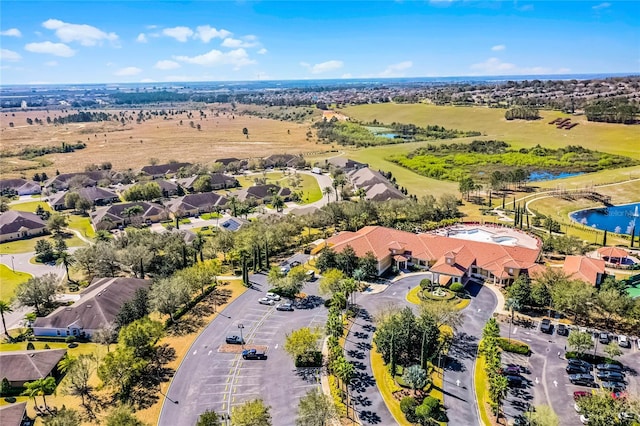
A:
[
  {"left": 123, "top": 205, "right": 144, "bottom": 225},
  {"left": 296, "top": 388, "right": 337, "bottom": 426},
  {"left": 0, "top": 300, "right": 13, "bottom": 337},
  {"left": 319, "top": 269, "right": 345, "bottom": 295},
  {"left": 597, "top": 288, "right": 632, "bottom": 327},
  {"left": 603, "top": 342, "right": 623, "bottom": 360},
  {"left": 567, "top": 331, "right": 594, "bottom": 356},
  {"left": 576, "top": 392, "right": 623, "bottom": 425},
  {"left": 117, "top": 317, "right": 164, "bottom": 359},
  {"left": 93, "top": 322, "right": 118, "bottom": 352},
  {"left": 43, "top": 407, "right": 81, "bottom": 426},
  {"left": 335, "top": 245, "right": 358, "bottom": 276},
  {"left": 149, "top": 277, "right": 191, "bottom": 322},
  {"left": 104, "top": 404, "right": 147, "bottom": 426},
  {"left": 530, "top": 281, "right": 552, "bottom": 307},
  {"left": 415, "top": 396, "right": 440, "bottom": 425},
  {"left": 15, "top": 273, "right": 61, "bottom": 316},
  {"left": 63, "top": 354, "right": 95, "bottom": 407},
  {"left": 524, "top": 405, "right": 559, "bottom": 426},
  {"left": 488, "top": 373, "right": 508, "bottom": 416},
  {"left": 57, "top": 353, "right": 76, "bottom": 374},
  {"left": 193, "top": 175, "right": 213, "bottom": 193},
  {"left": 316, "top": 247, "right": 337, "bottom": 272},
  {"left": 505, "top": 297, "right": 521, "bottom": 343},
  {"left": 47, "top": 212, "right": 68, "bottom": 235},
  {"left": 22, "top": 376, "right": 56, "bottom": 409},
  {"left": 97, "top": 346, "right": 147, "bottom": 401},
  {"left": 271, "top": 194, "right": 285, "bottom": 213},
  {"left": 284, "top": 327, "right": 322, "bottom": 365},
  {"left": 506, "top": 275, "right": 531, "bottom": 307},
  {"left": 231, "top": 399, "right": 271, "bottom": 426},
  {"left": 64, "top": 192, "right": 80, "bottom": 210},
  {"left": 35, "top": 239, "right": 56, "bottom": 263},
  {"left": 358, "top": 251, "right": 378, "bottom": 280},
  {"left": 402, "top": 364, "right": 428, "bottom": 395},
  {"left": 196, "top": 409, "right": 221, "bottom": 426}
]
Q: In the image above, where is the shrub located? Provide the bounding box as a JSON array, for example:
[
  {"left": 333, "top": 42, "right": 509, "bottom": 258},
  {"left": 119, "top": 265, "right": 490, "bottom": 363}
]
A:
[
  {"left": 565, "top": 352, "right": 622, "bottom": 366},
  {"left": 329, "top": 375, "right": 347, "bottom": 416},
  {"left": 294, "top": 351, "right": 322, "bottom": 368},
  {"left": 422, "top": 289, "right": 456, "bottom": 301},
  {"left": 497, "top": 338, "right": 531, "bottom": 355},
  {"left": 416, "top": 396, "right": 440, "bottom": 423},
  {"left": 419, "top": 279, "right": 432, "bottom": 290},
  {"left": 26, "top": 342, "right": 35, "bottom": 350},
  {"left": 400, "top": 396, "right": 419, "bottom": 423},
  {"left": 43, "top": 344, "right": 50, "bottom": 349},
  {"left": 65, "top": 336, "right": 76, "bottom": 343},
  {"left": 450, "top": 283, "right": 464, "bottom": 293}
]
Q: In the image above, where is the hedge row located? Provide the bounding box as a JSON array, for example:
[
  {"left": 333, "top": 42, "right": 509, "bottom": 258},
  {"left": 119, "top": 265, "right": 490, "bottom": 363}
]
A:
[
  {"left": 497, "top": 338, "right": 531, "bottom": 355},
  {"left": 565, "top": 352, "right": 622, "bottom": 366},
  {"left": 420, "top": 289, "right": 456, "bottom": 301}
]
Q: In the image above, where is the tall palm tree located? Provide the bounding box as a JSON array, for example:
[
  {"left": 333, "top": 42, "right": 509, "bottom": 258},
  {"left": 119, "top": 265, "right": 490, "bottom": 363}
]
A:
[
  {"left": 272, "top": 194, "right": 285, "bottom": 212},
  {"left": 0, "top": 300, "right": 13, "bottom": 337},
  {"left": 23, "top": 376, "right": 56, "bottom": 410},
  {"left": 505, "top": 298, "right": 521, "bottom": 343},
  {"left": 56, "top": 250, "right": 74, "bottom": 282},
  {"left": 322, "top": 186, "right": 333, "bottom": 202}
]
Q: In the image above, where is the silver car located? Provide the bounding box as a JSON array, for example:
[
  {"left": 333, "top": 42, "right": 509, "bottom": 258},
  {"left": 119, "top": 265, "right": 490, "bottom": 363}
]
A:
[{"left": 258, "top": 297, "right": 274, "bottom": 305}]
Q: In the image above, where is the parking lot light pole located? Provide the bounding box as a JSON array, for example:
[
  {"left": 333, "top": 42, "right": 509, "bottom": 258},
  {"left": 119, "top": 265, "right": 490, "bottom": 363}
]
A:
[{"left": 238, "top": 324, "right": 245, "bottom": 349}]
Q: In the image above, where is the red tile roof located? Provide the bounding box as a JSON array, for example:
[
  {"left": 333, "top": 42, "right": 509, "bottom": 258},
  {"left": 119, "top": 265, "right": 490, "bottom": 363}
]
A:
[
  {"left": 597, "top": 246, "right": 629, "bottom": 259},
  {"left": 563, "top": 256, "right": 605, "bottom": 285}
]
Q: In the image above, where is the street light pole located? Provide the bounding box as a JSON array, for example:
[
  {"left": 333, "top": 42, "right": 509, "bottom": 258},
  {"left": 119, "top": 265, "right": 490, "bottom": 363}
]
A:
[
  {"left": 238, "top": 323, "right": 245, "bottom": 348},
  {"left": 11, "top": 256, "right": 15, "bottom": 272}
]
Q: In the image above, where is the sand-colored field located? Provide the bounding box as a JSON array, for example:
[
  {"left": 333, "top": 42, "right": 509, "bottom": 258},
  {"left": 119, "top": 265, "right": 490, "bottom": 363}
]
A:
[{"left": 0, "top": 107, "right": 321, "bottom": 178}]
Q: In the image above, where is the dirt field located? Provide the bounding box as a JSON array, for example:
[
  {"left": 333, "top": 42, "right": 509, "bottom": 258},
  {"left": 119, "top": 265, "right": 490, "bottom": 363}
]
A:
[{"left": 0, "top": 107, "right": 321, "bottom": 178}]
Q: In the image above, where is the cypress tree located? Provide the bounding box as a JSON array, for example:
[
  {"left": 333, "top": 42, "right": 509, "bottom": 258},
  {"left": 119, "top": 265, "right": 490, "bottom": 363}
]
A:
[
  {"left": 631, "top": 226, "right": 636, "bottom": 248},
  {"left": 603, "top": 230, "right": 608, "bottom": 246}
]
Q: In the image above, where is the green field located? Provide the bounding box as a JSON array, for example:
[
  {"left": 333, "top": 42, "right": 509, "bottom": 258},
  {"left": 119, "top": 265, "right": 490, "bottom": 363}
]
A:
[
  {"left": 236, "top": 172, "right": 322, "bottom": 204},
  {"left": 66, "top": 214, "right": 95, "bottom": 239},
  {"left": 0, "top": 264, "right": 31, "bottom": 301},
  {"left": 9, "top": 200, "right": 52, "bottom": 213}
]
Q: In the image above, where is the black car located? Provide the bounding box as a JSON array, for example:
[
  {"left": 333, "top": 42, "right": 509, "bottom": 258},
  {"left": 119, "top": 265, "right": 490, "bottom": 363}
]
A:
[
  {"left": 225, "top": 335, "right": 244, "bottom": 345},
  {"left": 601, "top": 381, "right": 626, "bottom": 392},
  {"left": 540, "top": 318, "right": 553, "bottom": 334},
  {"left": 568, "top": 359, "right": 593, "bottom": 371},
  {"left": 242, "top": 349, "right": 267, "bottom": 360},
  {"left": 276, "top": 303, "right": 294, "bottom": 311},
  {"left": 557, "top": 324, "right": 569, "bottom": 336},
  {"left": 506, "top": 375, "right": 524, "bottom": 387},
  {"left": 596, "top": 364, "right": 623, "bottom": 373},
  {"left": 569, "top": 374, "right": 595, "bottom": 386},
  {"left": 567, "top": 365, "right": 590, "bottom": 374},
  {"left": 596, "top": 371, "right": 625, "bottom": 382}
]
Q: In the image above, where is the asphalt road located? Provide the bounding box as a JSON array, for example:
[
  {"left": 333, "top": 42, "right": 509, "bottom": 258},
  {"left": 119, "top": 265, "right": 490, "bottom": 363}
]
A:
[{"left": 158, "top": 272, "right": 327, "bottom": 426}]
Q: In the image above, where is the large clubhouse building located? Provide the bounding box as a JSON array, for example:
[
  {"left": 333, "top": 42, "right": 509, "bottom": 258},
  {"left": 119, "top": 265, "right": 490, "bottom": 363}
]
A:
[{"left": 325, "top": 225, "right": 544, "bottom": 286}]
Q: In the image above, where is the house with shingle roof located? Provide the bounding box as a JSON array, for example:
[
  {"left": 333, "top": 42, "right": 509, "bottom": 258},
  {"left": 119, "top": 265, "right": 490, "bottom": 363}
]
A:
[
  {"left": 32, "top": 277, "right": 151, "bottom": 339},
  {"left": 0, "top": 402, "right": 29, "bottom": 426},
  {"left": 0, "top": 349, "right": 67, "bottom": 387},
  {"left": 177, "top": 173, "right": 239, "bottom": 192},
  {"left": 48, "top": 187, "right": 120, "bottom": 211},
  {"left": 263, "top": 154, "right": 305, "bottom": 169},
  {"left": 140, "top": 162, "right": 191, "bottom": 179},
  {"left": 0, "top": 178, "right": 41, "bottom": 196},
  {"left": 346, "top": 167, "right": 405, "bottom": 201},
  {"left": 90, "top": 201, "right": 167, "bottom": 230},
  {"left": 165, "top": 192, "right": 228, "bottom": 217},
  {"left": 233, "top": 184, "right": 292, "bottom": 203},
  {"left": 325, "top": 226, "right": 541, "bottom": 285},
  {"left": 44, "top": 171, "right": 110, "bottom": 191},
  {"left": 0, "top": 211, "right": 47, "bottom": 243},
  {"left": 326, "top": 157, "right": 368, "bottom": 172},
  {"left": 563, "top": 255, "right": 607, "bottom": 286}
]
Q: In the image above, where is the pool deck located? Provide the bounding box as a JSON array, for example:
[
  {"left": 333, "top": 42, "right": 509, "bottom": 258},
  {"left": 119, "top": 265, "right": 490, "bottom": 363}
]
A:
[{"left": 431, "top": 224, "right": 541, "bottom": 250}]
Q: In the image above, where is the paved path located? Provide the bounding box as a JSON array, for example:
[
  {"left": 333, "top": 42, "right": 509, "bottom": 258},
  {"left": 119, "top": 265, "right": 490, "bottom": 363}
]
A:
[{"left": 442, "top": 280, "right": 497, "bottom": 426}]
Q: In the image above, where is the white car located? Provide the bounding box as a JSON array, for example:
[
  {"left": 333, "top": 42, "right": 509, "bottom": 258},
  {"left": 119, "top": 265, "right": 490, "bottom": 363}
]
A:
[
  {"left": 618, "top": 335, "right": 631, "bottom": 348},
  {"left": 258, "top": 297, "right": 274, "bottom": 305},
  {"left": 266, "top": 292, "right": 281, "bottom": 301}
]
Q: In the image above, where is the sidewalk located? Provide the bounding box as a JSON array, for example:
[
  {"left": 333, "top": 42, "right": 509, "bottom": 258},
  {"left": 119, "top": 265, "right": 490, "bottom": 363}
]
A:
[{"left": 482, "top": 281, "right": 507, "bottom": 316}]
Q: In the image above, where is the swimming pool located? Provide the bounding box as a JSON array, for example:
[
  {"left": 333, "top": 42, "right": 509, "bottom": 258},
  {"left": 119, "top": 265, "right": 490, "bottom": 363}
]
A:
[{"left": 448, "top": 228, "right": 518, "bottom": 246}]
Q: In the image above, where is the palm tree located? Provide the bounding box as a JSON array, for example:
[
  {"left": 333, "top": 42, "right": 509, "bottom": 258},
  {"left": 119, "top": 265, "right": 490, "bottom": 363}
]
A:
[
  {"left": 322, "top": 186, "right": 333, "bottom": 202},
  {"left": 122, "top": 205, "right": 144, "bottom": 226},
  {"left": 23, "top": 376, "right": 56, "bottom": 410},
  {"left": 0, "top": 300, "right": 13, "bottom": 337},
  {"left": 272, "top": 194, "right": 285, "bottom": 212},
  {"left": 505, "top": 298, "right": 521, "bottom": 343},
  {"left": 56, "top": 250, "right": 74, "bottom": 282}
]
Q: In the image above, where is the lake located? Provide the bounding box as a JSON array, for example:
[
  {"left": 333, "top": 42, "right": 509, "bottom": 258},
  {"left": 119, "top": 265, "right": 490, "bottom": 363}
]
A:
[
  {"left": 570, "top": 202, "right": 640, "bottom": 234},
  {"left": 528, "top": 171, "right": 585, "bottom": 182}
]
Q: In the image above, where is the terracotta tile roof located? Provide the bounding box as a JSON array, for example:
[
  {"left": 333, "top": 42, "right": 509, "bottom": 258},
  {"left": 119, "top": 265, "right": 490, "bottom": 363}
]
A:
[
  {"left": 597, "top": 246, "right": 629, "bottom": 259},
  {"left": 563, "top": 256, "right": 605, "bottom": 285}
]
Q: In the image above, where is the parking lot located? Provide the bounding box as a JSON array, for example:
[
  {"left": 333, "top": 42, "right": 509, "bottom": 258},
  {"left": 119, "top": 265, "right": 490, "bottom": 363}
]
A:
[
  {"left": 499, "top": 320, "right": 640, "bottom": 425},
  {"left": 159, "top": 272, "right": 327, "bottom": 426}
]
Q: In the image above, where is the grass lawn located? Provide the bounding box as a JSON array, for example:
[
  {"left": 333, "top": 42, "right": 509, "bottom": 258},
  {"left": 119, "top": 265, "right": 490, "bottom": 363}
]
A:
[
  {"left": 370, "top": 345, "right": 411, "bottom": 426},
  {"left": 199, "top": 212, "right": 221, "bottom": 220},
  {"left": 9, "top": 201, "right": 52, "bottom": 213},
  {"left": 66, "top": 214, "right": 95, "bottom": 239},
  {"left": 0, "top": 264, "right": 31, "bottom": 301},
  {"left": 0, "top": 232, "right": 86, "bottom": 255},
  {"left": 236, "top": 171, "right": 322, "bottom": 204},
  {"left": 475, "top": 354, "right": 494, "bottom": 426}
]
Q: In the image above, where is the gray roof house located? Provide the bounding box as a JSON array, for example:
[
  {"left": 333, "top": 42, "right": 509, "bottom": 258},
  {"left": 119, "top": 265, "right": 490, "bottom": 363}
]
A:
[
  {"left": 0, "top": 402, "right": 29, "bottom": 426},
  {"left": 347, "top": 167, "right": 405, "bottom": 201},
  {"left": 0, "top": 349, "right": 67, "bottom": 387},
  {"left": 263, "top": 154, "right": 305, "bottom": 169},
  {"left": 90, "top": 201, "right": 167, "bottom": 230},
  {"left": 140, "top": 162, "right": 191, "bottom": 178},
  {"left": 48, "top": 187, "right": 120, "bottom": 211},
  {"left": 0, "top": 178, "right": 41, "bottom": 196},
  {"left": 165, "top": 192, "right": 228, "bottom": 216},
  {"left": 0, "top": 211, "right": 47, "bottom": 243},
  {"left": 44, "top": 171, "right": 110, "bottom": 191},
  {"left": 326, "top": 157, "right": 368, "bottom": 172},
  {"left": 234, "top": 184, "right": 292, "bottom": 203},
  {"left": 176, "top": 173, "right": 239, "bottom": 192},
  {"left": 32, "top": 277, "right": 151, "bottom": 339}
]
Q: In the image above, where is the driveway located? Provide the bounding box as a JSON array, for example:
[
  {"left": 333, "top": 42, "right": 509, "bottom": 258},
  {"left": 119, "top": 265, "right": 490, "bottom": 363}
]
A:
[{"left": 158, "top": 273, "right": 328, "bottom": 426}]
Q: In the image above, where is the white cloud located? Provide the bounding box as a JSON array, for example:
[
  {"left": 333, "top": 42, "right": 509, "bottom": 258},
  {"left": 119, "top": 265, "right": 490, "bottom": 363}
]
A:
[
  {"left": 469, "top": 57, "right": 567, "bottom": 75},
  {"left": 341, "top": 73, "right": 353, "bottom": 79},
  {"left": 173, "top": 48, "right": 255, "bottom": 68},
  {"left": 136, "top": 33, "right": 148, "bottom": 43},
  {"left": 140, "top": 78, "right": 156, "bottom": 83},
  {"left": 42, "top": 19, "right": 118, "bottom": 46},
  {"left": 45, "top": 60, "right": 58, "bottom": 66},
  {"left": 195, "top": 25, "right": 231, "bottom": 42},
  {"left": 115, "top": 66, "right": 143, "bottom": 76},
  {"left": 257, "top": 48, "right": 268, "bottom": 55},
  {"left": 301, "top": 60, "right": 344, "bottom": 74},
  {"left": 0, "top": 28, "right": 22, "bottom": 37},
  {"left": 592, "top": 2, "right": 611, "bottom": 10},
  {"left": 25, "top": 41, "right": 76, "bottom": 57},
  {"left": 154, "top": 60, "right": 181, "bottom": 70},
  {"left": 0, "top": 48, "right": 22, "bottom": 62},
  {"left": 491, "top": 44, "right": 506, "bottom": 51},
  {"left": 221, "top": 36, "right": 259, "bottom": 48},
  {"left": 379, "top": 61, "right": 413, "bottom": 77},
  {"left": 163, "top": 26, "right": 194, "bottom": 42}
]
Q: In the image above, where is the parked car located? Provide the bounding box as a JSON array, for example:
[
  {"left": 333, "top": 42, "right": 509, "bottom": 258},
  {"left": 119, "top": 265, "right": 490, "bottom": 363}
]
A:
[
  {"left": 596, "top": 371, "right": 625, "bottom": 382},
  {"left": 305, "top": 270, "right": 315, "bottom": 281},
  {"left": 258, "top": 297, "right": 274, "bottom": 305},
  {"left": 503, "top": 365, "right": 522, "bottom": 375},
  {"left": 597, "top": 364, "right": 623, "bottom": 373},
  {"left": 599, "top": 333, "right": 610, "bottom": 344},
  {"left": 266, "top": 292, "right": 281, "bottom": 301},
  {"left": 569, "top": 374, "right": 595, "bottom": 386},
  {"left": 618, "top": 335, "right": 631, "bottom": 348},
  {"left": 601, "top": 381, "right": 626, "bottom": 392},
  {"left": 276, "top": 303, "right": 294, "bottom": 311},
  {"left": 557, "top": 324, "right": 569, "bottom": 336},
  {"left": 242, "top": 349, "right": 267, "bottom": 360},
  {"left": 540, "top": 318, "right": 552, "bottom": 334},
  {"left": 290, "top": 260, "right": 301, "bottom": 267},
  {"left": 567, "top": 365, "right": 591, "bottom": 374},
  {"left": 568, "top": 359, "right": 593, "bottom": 371},
  {"left": 573, "top": 391, "right": 590, "bottom": 400},
  {"left": 280, "top": 264, "right": 291, "bottom": 275},
  {"left": 225, "top": 335, "right": 244, "bottom": 345},
  {"left": 505, "top": 375, "right": 524, "bottom": 387}
]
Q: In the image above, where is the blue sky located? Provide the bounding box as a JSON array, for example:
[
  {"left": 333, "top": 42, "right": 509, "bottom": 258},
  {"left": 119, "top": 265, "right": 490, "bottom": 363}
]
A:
[{"left": 1, "top": 1, "right": 638, "bottom": 84}]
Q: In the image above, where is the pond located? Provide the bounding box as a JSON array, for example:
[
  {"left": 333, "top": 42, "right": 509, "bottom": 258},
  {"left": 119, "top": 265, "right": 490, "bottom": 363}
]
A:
[
  {"left": 570, "top": 202, "right": 640, "bottom": 234},
  {"left": 364, "top": 126, "right": 399, "bottom": 139},
  {"left": 528, "top": 171, "right": 585, "bottom": 182}
]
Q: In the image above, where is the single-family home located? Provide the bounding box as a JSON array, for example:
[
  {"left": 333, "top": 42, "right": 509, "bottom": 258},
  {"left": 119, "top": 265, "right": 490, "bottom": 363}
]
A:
[
  {"left": 0, "top": 211, "right": 47, "bottom": 243},
  {"left": 90, "top": 201, "right": 167, "bottom": 230},
  {"left": 0, "top": 178, "right": 41, "bottom": 196},
  {"left": 140, "top": 162, "right": 191, "bottom": 179},
  {"left": 0, "top": 402, "right": 30, "bottom": 426},
  {"left": 326, "top": 157, "right": 368, "bottom": 172},
  {"left": 44, "top": 171, "right": 110, "bottom": 191},
  {"left": 177, "top": 173, "right": 239, "bottom": 192},
  {"left": 346, "top": 167, "right": 405, "bottom": 201},
  {"left": 233, "top": 184, "right": 292, "bottom": 203},
  {"left": 165, "top": 192, "right": 228, "bottom": 217},
  {"left": 563, "top": 255, "right": 607, "bottom": 286},
  {"left": 325, "top": 226, "right": 542, "bottom": 285},
  {"left": 155, "top": 179, "right": 179, "bottom": 197},
  {"left": 32, "top": 277, "right": 151, "bottom": 339},
  {"left": 47, "top": 187, "right": 120, "bottom": 211},
  {"left": 596, "top": 246, "right": 629, "bottom": 265},
  {"left": 219, "top": 217, "right": 249, "bottom": 231},
  {"left": 263, "top": 154, "right": 306, "bottom": 169},
  {"left": 0, "top": 349, "right": 67, "bottom": 387}
]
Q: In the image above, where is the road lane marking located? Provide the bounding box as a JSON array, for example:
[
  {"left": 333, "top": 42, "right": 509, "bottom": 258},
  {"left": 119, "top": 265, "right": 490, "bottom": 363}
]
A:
[
  {"left": 208, "top": 350, "right": 212, "bottom": 356},
  {"left": 193, "top": 350, "right": 197, "bottom": 355}
]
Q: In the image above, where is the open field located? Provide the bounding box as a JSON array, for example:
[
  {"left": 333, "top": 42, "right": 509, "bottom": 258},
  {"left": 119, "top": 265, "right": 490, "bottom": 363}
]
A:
[
  {"left": 1, "top": 108, "right": 320, "bottom": 178},
  {"left": 0, "top": 264, "right": 31, "bottom": 301}
]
